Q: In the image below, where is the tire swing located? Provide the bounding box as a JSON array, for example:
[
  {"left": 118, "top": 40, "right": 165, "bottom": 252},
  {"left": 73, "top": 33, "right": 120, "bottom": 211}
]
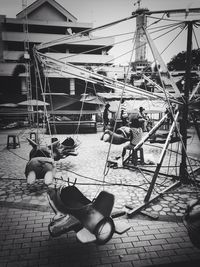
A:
[
  {"left": 183, "top": 199, "right": 200, "bottom": 248},
  {"left": 93, "top": 216, "right": 115, "bottom": 245}
]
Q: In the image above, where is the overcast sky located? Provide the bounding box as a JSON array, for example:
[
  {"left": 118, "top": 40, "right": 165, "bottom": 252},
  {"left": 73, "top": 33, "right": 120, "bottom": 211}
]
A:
[
  {"left": 1, "top": 0, "right": 200, "bottom": 22},
  {"left": 0, "top": 0, "right": 200, "bottom": 64}
]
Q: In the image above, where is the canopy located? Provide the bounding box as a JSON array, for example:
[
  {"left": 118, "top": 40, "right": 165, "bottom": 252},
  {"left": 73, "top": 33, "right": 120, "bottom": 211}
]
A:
[
  {"left": 42, "top": 93, "right": 104, "bottom": 111},
  {"left": 18, "top": 99, "right": 50, "bottom": 106},
  {"left": 108, "top": 99, "right": 167, "bottom": 115},
  {"left": 0, "top": 103, "right": 18, "bottom": 108},
  {"left": 97, "top": 93, "right": 147, "bottom": 101},
  {"left": 80, "top": 94, "right": 105, "bottom": 105}
]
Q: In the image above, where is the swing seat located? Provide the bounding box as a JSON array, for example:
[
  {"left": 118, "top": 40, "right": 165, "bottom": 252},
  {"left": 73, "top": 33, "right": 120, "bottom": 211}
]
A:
[
  {"left": 27, "top": 137, "right": 79, "bottom": 161},
  {"left": 47, "top": 186, "right": 131, "bottom": 244},
  {"left": 183, "top": 199, "right": 200, "bottom": 248},
  {"left": 48, "top": 186, "right": 114, "bottom": 219},
  {"left": 101, "top": 130, "right": 129, "bottom": 145},
  {"left": 48, "top": 214, "right": 81, "bottom": 237},
  {"left": 47, "top": 186, "right": 116, "bottom": 244},
  {"left": 61, "top": 148, "right": 78, "bottom": 157},
  {"left": 25, "top": 157, "right": 55, "bottom": 184}
]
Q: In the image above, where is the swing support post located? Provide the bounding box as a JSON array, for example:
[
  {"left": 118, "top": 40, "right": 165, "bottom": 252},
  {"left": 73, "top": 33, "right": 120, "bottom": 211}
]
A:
[
  {"left": 179, "top": 21, "right": 193, "bottom": 184},
  {"left": 127, "top": 181, "right": 180, "bottom": 217},
  {"left": 190, "top": 111, "right": 200, "bottom": 141},
  {"left": 144, "top": 112, "right": 179, "bottom": 202}
]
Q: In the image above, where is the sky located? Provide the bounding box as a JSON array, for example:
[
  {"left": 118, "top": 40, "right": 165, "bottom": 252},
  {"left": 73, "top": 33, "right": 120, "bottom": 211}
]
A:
[{"left": 0, "top": 0, "right": 200, "bottom": 64}]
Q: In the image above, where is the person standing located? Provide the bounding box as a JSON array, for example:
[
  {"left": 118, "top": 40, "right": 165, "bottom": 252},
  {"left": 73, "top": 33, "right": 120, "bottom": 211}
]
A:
[
  {"left": 103, "top": 103, "right": 112, "bottom": 131},
  {"left": 120, "top": 99, "right": 128, "bottom": 126},
  {"left": 138, "top": 106, "right": 148, "bottom": 132}
]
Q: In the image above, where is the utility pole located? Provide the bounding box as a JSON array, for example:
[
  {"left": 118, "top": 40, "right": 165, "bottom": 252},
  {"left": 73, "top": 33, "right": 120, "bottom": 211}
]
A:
[{"left": 179, "top": 21, "right": 193, "bottom": 183}]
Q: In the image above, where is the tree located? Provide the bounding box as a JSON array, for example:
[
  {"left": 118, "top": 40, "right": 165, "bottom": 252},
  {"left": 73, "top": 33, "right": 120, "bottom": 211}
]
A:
[
  {"left": 167, "top": 49, "right": 200, "bottom": 92},
  {"left": 167, "top": 48, "right": 200, "bottom": 71}
]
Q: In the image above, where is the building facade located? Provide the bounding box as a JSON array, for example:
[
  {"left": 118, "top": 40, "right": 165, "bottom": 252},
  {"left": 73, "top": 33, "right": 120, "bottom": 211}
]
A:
[{"left": 0, "top": 0, "right": 115, "bottom": 105}]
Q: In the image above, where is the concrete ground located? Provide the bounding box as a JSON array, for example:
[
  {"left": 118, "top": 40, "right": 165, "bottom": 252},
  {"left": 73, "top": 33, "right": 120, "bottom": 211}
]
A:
[{"left": 0, "top": 126, "right": 200, "bottom": 267}]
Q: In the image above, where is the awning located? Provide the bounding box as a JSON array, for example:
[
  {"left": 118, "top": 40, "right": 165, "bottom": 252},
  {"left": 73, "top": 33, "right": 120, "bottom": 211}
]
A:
[
  {"left": 97, "top": 93, "right": 140, "bottom": 101},
  {"left": 0, "top": 103, "right": 18, "bottom": 108},
  {"left": 48, "top": 110, "right": 100, "bottom": 115},
  {"left": 108, "top": 99, "right": 167, "bottom": 114},
  {"left": 80, "top": 94, "right": 105, "bottom": 105},
  {"left": 18, "top": 99, "right": 50, "bottom": 106},
  {"left": 43, "top": 93, "right": 104, "bottom": 110}
]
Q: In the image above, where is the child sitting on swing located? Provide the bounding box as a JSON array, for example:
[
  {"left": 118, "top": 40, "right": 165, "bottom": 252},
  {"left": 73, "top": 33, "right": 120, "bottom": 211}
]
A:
[{"left": 121, "top": 118, "right": 143, "bottom": 164}]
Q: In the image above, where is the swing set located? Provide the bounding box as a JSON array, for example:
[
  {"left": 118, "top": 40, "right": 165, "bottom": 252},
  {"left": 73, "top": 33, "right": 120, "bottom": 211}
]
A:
[{"left": 22, "top": 4, "right": 200, "bottom": 244}]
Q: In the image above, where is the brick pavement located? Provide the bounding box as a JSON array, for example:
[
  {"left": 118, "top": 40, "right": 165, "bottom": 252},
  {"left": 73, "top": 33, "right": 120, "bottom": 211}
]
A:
[
  {"left": 0, "top": 206, "right": 200, "bottom": 267},
  {"left": 0, "top": 127, "right": 200, "bottom": 266}
]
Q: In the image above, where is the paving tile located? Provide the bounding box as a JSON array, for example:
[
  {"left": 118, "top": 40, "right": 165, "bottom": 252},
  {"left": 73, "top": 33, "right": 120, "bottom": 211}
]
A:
[
  {"left": 101, "top": 255, "right": 120, "bottom": 264},
  {"left": 166, "top": 237, "right": 184, "bottom": 243},
  {"left": 151, "top": 256, "right": 172, "bottom": 265},
  {"left": 133, "top": 240, "right": 151, "bottom": 247},
  {"left": 162, "top": 243, "right": 181, "bottom": 250},
  {"left": 0, "top": 131, "right": 200, "bottom": 267},
  {"left": 150, "top": 239, "right": 168, "bottom": 245},
  {"left": 120, "top": 253, "right": 140, "bottom": 261},
  {"left": 122, "top": 236, "right": 139, "bottom": 242},
  {"left": 154, "top": 233, "right": 172, "bottom": 239},
  {"left": 126, "top": 247, "right": 145, "bottom": 254},
  {"left": 133, "top": 259, "right": 153, "bottom": 267},
  {"left": 112, "top": 262, "right": 133, "bottom": 267},
  {"left": 115, "top": 242, "right": 132, "bottom": 249},
  {"left": 108, "top": 248, "right": 126, "bottom": 257},
  {"left": 139, "top": 251, "right": 158, "bottom": 259},
  {"left": 175, "top": 247, "right": 199, "bottom": 255},
  {"left": 170, "top": 254, "right": 191, "bottom": 262},
  {"left": 138, "top": 234, "right": 155, "bottom": 241},
  {"left": 157, "top": 249, "right": 176, "bottom": 257},
  {"left": 144, "top": 245, "right": 163, "bottom": 252}
]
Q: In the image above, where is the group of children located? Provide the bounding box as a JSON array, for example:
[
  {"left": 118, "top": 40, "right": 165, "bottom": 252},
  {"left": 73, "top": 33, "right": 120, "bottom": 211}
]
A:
[
  {"left": 102, "top": 100, "right": 152, "bottom": 164},
  {"left": 103, "top": 100, "right": 152, "bottom": 132}
]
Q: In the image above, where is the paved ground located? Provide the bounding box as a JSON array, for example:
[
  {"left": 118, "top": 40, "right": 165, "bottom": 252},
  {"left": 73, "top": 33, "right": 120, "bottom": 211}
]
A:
[{"left": 0, "top": 126, "right": 200, "bottom": 267}]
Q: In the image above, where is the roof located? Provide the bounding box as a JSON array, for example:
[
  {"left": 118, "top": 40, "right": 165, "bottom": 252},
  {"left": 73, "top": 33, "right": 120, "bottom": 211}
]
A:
[{"left": 16, "top": 0, "right": 77, "bottom": 22}]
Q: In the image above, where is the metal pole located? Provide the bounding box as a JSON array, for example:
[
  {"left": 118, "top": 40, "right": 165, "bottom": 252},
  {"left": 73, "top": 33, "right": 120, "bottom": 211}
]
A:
[
  {"left": 190, "top": 111, "right": 200, "bottom": 141},
  {"left": 144, "top": 112, "right": 179, "bottom": 202},
  {"left": 179, "top": 21, "right": 193, "bottom": 183},
  {"left": 123, "top": 114, "right": 168, "bottom": 165}
]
